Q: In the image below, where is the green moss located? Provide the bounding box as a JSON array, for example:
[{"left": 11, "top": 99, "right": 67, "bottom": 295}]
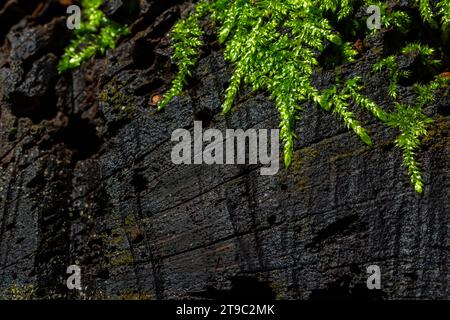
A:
[
  {"left": 110, "top": 251, "right": 134, "bottom": 266},
  {"left": 2, "top": 284, "right": 35, "bottom": 300},
  {"left": 58, "top": 0, "right": 129, "bottom": 73},
  {"left": 416, "top": 0, "right": 450, "bottom": 27},
  {"left": 98, "top": 79, "right": 135, "bottom": 120},
  {"left": 269, "top": 282, "right": 287, "bottom": 300},
  {"left": 374, "top": 43, "right": 440, "bottom": 100},
  {"left": 385, "top": 78, "right": 448, "bottom": 193},
  {"left": 159, "top": 0, "right": 370, "bottom": 167},
  {"left": 124, "top": 214, "right": 135, "bottom": 226}
]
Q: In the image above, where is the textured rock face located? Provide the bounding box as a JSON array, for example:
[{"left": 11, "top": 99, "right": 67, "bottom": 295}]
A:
[{"left": 0, "top": 0, "right": 449, "bottom": 299}]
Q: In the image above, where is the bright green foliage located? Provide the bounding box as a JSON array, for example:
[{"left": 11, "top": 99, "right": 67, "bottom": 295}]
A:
[
  {"left": 319, "top": 78, "right": 375, "bottom": 146},
  {"left": 58, "top": 0, "right": 129, "bottom": 73},
  {"left": 373, "top": 56, "right": 405, "bottom": 99},
  {"left": 366, "top": 0, "right": 412, "bottom": 32},
  {"left": 374, "top": 43, "right": 439, "bottom": 99},
  {"left": 371, "top": 42, "right": 445, "bottom": 192},
  {"left": 388, "top": 102, "right": 431, "bottom": 193},
  {"left": 402, "top": 43, "right": 441, "bottom": 66},
  {"left": 417, "top": 0, "right": 450, "bottom": 28},
  {"left": 158, "top": 1, "right": 211, "bottom": 109},
  {"left": 345, "top": 77, "right": 388, "bottom": 123},
  {"left": 385, "top": 78, "right": 444, "bottom": 193},
  {"left": 437, "top": 0, "right": 450, "bottom": 28},
  {"left": 161, "top": 0, "right": 449, "bottom": 193},
  {"left": 418, "top": 0, "right": 436, "bottom": 25}
]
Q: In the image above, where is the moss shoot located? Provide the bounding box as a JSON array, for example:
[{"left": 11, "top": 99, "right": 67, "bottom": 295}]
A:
[{"left": 58, "top": 0, "right": 129, "bottom": 73}]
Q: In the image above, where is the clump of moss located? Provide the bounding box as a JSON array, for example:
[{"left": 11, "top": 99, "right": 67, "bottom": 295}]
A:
[
  {"left": 109, "top": 251, "right": 134, "bottom": 266},
  {"left": 385, "top": 77, "right": 448, "bottom": 193},
  {"left": 4, "top": 284, "right": 36, "bottom": 300},
  {"left": 58, "top": 0, "right": 129, "bottom": 73},
  {"left": 374, "top": 43, "right": 441, "bottom": 99},
  {"left": 416, "top": 0, "right": 450, "bottom": 28},
  {"left": 124, "top": 214, "right": 135, "bottom": 226},
  {"left": 160, "top": 0, "right": 450, "bottom": 193},
  {"left": 98, "top": 79, "right": 135, "bottom": 120}
]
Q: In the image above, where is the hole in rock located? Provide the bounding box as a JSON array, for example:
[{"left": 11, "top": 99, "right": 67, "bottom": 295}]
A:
[
  {"left": 267, "top": 215, "right": 276, "bottom": 225},
  {"left": 194, "top": 109, "right": 213, "bottom": 127},
  {"left": 131, "top": 172, "right": 148, "bottom": 192},
  {"left": 134, "top": 78, "right": 164, "bottom": 96},
  {"left": 132, "top": 38, "right": 155, "bottom": 70},
  {"left": 58, "top": 115, "right": 102, "bottom": 160},
  {"left": 437, "top": 104, "right": 450, "bottom": 117}
]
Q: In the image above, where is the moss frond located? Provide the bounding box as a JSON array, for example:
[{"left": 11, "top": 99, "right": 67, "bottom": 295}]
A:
[
  {"left": 373, "top": 55, "right": 401, "bottom": 99},
  {"left": 437, "top": 0, "right": 450, "bottom": 28},
  {"left": 415, "top": 0, "right": 450, "bottom": 28},
  {"left": 418, "top": 0, "right": 436, "bottom": 25},
  {"left": 387, "top": 101, "right": 432, "bottom": 194},
  {"left": 58, "top": 0, "right": 129, "bottom": 73},
  {"left": 385, "top": 77, "right": 445, "bottom": 193},
  {"left": 158, "top": 1, "right": 212, "bottom": 110},
  {"left": 365, "top": 1, "right": 412, "bottom": 32},
  {"left": 402, "top": 43, "right": 441, "bottom": 66}
]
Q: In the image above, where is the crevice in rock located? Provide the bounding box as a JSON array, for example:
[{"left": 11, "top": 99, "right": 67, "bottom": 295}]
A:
[
  {"left": 56, "top": 114, "right": 102, "bottom": 161},
  {"left": 307, "top": 214, "right": 360, "bottom": 248},
  {"left": 132, "top": 38, "right": 155, "bottom": 70}
]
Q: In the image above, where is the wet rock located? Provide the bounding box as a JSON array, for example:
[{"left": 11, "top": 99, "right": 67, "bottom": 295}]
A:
[
  {"left": 7, "top": 17, "right": 69, "bottom": 64},
  {"left": 101, "top": 0, "right": 140, "bottom": 24},
  {"left": 6, "top": 53, "right": 58, "bottom": 120}
]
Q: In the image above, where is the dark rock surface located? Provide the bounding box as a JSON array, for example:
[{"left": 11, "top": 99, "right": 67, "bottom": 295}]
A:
[{"left": 0, "top": 0, "right": 448, "bottom": 299}]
